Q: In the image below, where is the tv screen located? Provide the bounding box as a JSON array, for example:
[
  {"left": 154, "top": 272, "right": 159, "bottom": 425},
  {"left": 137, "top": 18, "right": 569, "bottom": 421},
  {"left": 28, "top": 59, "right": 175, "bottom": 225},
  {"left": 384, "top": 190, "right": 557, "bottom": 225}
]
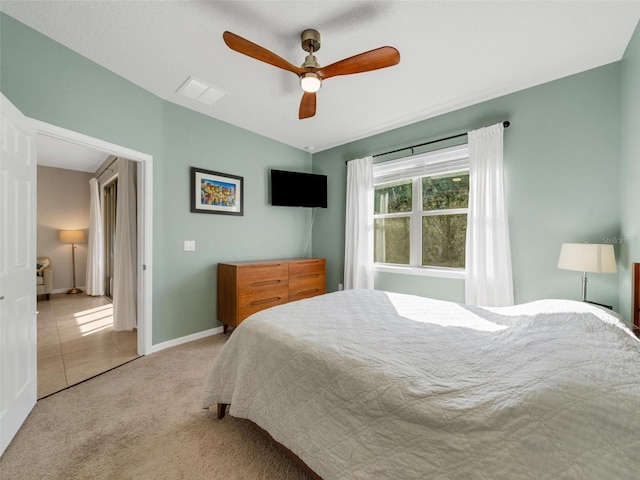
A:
[{"left": 271, "top": 169, "right": 327, "bottom": 208}]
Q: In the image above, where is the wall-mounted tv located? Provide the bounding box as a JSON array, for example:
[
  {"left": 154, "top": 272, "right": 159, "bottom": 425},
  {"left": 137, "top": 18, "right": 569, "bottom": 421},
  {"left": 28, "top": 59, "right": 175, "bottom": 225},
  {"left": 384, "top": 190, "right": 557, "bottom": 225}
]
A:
[{"left": 270, "top": 169, "right": 327, "bottom": 208}]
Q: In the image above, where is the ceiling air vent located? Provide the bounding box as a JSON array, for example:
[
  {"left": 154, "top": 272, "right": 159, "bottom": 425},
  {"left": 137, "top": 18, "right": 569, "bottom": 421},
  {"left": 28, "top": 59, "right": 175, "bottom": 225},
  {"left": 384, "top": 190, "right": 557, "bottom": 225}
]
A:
[{"left": 176, "top": 76, "right": 227, "bottom": 106}]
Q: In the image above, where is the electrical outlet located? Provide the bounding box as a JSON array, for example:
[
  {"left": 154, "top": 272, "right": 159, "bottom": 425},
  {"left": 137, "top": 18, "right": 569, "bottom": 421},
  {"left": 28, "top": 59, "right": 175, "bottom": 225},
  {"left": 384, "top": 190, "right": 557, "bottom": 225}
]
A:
[
  {"left": 184, "top": 240, "right": 196, "bottom": 251},
  {"left": 338, "top": 283, "right": 344, "bottom": 291}
]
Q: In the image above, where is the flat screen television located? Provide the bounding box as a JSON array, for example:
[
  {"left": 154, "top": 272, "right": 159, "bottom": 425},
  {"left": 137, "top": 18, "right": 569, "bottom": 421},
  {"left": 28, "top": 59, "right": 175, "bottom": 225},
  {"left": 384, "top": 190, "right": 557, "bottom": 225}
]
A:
[{"left": 270, "top": 169, "right": 327, "bottom": 208}]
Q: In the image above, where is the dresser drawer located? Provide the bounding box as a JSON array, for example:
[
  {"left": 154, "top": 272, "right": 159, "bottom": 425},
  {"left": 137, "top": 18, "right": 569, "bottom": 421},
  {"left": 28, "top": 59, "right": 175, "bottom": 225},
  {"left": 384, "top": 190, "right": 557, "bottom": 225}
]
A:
[
  {"left": 289, "top": 259, "right": 325, "bottom": 278},
  {"left": 238, "top": 284, "right": 289, "bottom": 320},
  {"left": 237, "top": 262, "right": 288, "bottom": 289},
  {"left": 289, "top": 274, "right": 326, "bottom": 302},
  {"left": 238, "top": 276, "right": 288, "bottom": 298}
]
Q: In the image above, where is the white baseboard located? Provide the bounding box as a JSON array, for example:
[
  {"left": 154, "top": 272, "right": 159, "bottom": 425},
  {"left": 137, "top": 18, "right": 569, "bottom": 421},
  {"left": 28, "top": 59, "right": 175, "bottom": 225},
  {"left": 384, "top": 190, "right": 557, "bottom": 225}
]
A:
[{"left": 149, "top": 326, "right": 224, "bottom": 354}]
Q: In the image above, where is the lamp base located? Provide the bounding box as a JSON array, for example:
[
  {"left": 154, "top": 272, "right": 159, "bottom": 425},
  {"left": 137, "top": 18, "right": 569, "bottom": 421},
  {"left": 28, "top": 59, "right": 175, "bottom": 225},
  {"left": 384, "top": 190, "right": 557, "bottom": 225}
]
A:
[{"left": 66, "top": 288, "right": 83, "bottom": 295}]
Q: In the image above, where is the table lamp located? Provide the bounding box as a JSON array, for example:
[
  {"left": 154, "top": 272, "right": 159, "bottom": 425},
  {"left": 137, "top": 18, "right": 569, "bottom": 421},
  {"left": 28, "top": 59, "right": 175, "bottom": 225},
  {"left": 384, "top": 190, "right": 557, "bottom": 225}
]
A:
[{"left": 557, "top": 242, "right": 616, "bottom": 308}]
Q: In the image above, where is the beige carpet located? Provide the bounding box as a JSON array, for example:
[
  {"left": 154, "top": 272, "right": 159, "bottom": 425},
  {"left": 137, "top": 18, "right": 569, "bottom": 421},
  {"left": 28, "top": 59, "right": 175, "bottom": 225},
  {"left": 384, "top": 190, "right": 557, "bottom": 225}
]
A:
[{"left": 1, "top": 335, "right": 310, "bottom": 480}]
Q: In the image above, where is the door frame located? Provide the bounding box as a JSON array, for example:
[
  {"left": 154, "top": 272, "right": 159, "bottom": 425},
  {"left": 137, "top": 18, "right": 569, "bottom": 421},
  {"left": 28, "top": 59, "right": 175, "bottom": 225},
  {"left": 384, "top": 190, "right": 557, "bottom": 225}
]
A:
[{"left": 30, "top": 118, "right": 153, "bottom": 355}]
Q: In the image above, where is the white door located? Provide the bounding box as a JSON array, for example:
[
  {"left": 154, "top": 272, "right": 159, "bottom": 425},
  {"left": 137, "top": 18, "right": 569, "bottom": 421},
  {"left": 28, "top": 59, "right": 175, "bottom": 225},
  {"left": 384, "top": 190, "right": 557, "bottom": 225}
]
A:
[{"left": 0, "top": 93, "right": 37, "bottom": 456}]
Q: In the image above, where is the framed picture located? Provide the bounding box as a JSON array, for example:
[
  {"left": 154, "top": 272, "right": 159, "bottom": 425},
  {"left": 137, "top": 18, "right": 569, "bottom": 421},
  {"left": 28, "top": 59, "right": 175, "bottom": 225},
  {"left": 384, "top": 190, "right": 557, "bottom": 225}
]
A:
[{"left": 190, "top": 167, "right": 244, "bottom": 216}]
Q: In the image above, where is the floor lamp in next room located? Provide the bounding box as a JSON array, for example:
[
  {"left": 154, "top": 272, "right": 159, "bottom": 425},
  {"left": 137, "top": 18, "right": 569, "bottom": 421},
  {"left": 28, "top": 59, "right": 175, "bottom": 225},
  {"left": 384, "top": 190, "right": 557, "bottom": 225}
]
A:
[{"left": 59, "top": 230, "right": 86, "bottom": 294}]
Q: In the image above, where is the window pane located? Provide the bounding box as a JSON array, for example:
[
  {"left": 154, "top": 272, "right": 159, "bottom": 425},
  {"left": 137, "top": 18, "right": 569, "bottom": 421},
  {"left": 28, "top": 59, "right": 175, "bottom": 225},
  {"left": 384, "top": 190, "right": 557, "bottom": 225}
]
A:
[
  {"left": 422, "top": 172, "right": 469, "bottom": 211},
  {"left": 422, "top": 214, "right": 467, "bottom": 268},
  {"left": 374, "top": 217, "right": 410, "bottom": 264},
  {"left": 374, "top": 181, "right": 412, "bottom": 214}
]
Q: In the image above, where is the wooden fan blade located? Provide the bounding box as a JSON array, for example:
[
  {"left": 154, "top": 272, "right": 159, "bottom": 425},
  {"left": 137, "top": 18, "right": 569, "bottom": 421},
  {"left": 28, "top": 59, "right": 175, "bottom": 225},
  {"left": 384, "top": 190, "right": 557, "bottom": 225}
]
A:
[
  {"left": 316, "top": 46, "right": 400, "bottom": 80},
  {"left": 299, "top": 91, "right": 317, "bottom": 119},
  {"left": 223, "top": 31, "right": 305, "bottom": 75}
]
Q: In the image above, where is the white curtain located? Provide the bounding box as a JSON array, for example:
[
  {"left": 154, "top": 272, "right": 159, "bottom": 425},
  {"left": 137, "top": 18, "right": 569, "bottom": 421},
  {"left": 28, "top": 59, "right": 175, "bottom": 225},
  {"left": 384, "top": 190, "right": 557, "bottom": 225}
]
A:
[
  {"left": 113, "top": 158, "right": 137, "bottom": 330},
  {"left": 465, "top": 123, "right": 514, "bottom": 306},
  {"left": 86, "top": 178, "right": 104, "bottom": 296},
  {"left": 344, "top": 156, "right": 374, "bottom": 290}
]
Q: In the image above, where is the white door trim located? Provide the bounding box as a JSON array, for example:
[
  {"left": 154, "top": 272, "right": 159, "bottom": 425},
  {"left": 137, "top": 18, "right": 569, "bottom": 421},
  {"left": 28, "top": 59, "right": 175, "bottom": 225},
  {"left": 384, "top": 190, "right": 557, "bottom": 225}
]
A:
[{"left": 29, "top": 118, "right": 153, "bottom": 355}]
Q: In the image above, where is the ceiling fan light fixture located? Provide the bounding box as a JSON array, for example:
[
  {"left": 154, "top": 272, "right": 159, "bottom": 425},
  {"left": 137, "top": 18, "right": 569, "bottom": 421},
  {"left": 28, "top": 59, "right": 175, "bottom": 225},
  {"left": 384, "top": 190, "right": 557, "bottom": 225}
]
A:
[
  {"left": 223, "top": 29, "right": 399, "bottom": 119},
  {"left": 300, "top": 72, "right": 322, "bottom": 93}
]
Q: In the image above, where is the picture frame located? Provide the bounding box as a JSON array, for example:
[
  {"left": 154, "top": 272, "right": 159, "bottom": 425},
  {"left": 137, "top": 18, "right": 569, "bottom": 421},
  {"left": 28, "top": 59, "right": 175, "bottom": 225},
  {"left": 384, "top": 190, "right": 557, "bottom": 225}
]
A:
[{"left": 190, "top": 166, "right": 244, "bottom": 216}]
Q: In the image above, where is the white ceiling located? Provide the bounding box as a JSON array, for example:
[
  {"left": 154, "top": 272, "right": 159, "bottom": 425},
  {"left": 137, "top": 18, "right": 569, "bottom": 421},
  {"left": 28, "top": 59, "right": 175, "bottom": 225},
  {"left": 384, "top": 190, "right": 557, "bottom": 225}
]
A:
[
  {"left": 3, "top": 0, "right": 640, "bottom": 159},
  {"left": 37, "top": 135, "right": 110, "bottom": 173}
]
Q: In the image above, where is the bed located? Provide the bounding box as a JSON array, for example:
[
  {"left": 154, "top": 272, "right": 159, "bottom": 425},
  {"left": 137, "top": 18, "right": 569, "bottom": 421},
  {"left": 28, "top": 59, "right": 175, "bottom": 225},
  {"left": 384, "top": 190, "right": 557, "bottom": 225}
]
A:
[{"left": 202, "top": 289, "right": 640, "bottom": 480}]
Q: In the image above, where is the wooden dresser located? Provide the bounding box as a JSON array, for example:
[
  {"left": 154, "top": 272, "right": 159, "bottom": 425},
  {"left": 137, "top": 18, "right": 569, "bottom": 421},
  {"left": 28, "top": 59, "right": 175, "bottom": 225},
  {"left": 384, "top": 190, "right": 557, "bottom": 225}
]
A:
[{"left": 217, "top": 258, "right": 326, "bottom": 333}]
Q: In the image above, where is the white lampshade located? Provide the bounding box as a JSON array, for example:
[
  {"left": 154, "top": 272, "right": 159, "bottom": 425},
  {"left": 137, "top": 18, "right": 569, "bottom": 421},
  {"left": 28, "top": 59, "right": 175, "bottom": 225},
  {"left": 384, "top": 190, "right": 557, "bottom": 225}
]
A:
[
  {"left": 557, "top": 243, "right": 616, "bottom": 273},
  {"left": 59, "top": 230, "right": 86, "bottom": 244},
  {"left": 300, "top": 73, "right": 322, "bottom": 93}
]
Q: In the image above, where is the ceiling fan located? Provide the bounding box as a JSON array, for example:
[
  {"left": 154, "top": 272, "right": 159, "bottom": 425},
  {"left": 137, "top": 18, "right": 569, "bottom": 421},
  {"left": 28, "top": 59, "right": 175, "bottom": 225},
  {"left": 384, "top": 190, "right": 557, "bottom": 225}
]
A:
[{"left": 223, "top": 29, "right": 400, "bottom": 119}]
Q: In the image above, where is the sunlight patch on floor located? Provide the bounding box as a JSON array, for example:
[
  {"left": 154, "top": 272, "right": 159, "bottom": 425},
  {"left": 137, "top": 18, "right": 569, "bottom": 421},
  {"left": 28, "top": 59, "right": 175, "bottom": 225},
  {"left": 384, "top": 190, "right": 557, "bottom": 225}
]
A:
[{"left": 72, "top": 304, "right": 114, "bottom": 336}]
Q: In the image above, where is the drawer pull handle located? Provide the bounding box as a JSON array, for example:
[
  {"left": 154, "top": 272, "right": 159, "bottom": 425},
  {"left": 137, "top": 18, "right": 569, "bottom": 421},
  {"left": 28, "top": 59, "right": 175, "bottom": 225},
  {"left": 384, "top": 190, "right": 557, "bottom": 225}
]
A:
[
  {"left": 251, "top": 279, "right": 282, "bottom": 287},
  {"left": 250, "top": 297, "right": 282, "bottom": 306},
  {"left": 297, "top": 273, "right": 320, "bottom": 279},
  {"left": 294, "top": 289, "right": 319, "bottom": 297}
]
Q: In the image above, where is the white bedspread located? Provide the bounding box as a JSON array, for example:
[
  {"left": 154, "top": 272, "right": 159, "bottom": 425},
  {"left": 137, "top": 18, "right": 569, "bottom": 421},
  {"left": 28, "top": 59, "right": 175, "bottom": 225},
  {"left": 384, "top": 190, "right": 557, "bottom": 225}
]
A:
[{"left": 202, "top": 290, "right": 640, "bottom": 480}]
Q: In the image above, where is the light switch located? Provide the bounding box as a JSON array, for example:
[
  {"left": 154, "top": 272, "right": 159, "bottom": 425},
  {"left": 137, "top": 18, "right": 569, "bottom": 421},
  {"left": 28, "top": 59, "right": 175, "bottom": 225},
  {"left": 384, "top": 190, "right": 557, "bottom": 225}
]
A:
[{"left": 184, "top": 240, "right": 196, "bottom": 251}]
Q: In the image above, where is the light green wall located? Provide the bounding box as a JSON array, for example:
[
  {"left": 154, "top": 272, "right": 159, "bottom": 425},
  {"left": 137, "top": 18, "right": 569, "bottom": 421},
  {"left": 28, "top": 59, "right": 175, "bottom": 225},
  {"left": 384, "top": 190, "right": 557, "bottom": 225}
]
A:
[
  {"left": 157, "top": 102, "right": 313, "bottom": 343},
  {"left": 312, "top": 63, "right": 622, "bottom": 313},
  {"left": 620, "top": 21, "right": 640, "bottom": 323},
  {"left": 1, "top": 13, "right": 312, "bottom": 344}
]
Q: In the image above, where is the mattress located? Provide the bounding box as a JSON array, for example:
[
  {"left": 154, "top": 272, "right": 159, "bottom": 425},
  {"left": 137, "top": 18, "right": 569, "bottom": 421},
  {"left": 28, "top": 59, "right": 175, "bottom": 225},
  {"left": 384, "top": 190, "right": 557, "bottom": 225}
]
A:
[{"left": 202, "top": 289, "right": 640, "bottom": 480}]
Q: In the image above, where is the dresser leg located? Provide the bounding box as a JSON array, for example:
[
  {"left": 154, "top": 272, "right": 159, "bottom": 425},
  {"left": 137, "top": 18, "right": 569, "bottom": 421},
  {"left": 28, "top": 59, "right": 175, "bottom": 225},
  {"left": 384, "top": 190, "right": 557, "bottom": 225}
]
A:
[{"left": 223, "top": 323, "right": 228, "bottom": 334}]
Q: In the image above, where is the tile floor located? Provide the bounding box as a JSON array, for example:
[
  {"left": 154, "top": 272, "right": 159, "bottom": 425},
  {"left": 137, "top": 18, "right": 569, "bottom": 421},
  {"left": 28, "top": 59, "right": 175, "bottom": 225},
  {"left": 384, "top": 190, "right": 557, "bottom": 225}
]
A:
[{"left": 37, "top": 293, "right": 139, "bottom": 399}]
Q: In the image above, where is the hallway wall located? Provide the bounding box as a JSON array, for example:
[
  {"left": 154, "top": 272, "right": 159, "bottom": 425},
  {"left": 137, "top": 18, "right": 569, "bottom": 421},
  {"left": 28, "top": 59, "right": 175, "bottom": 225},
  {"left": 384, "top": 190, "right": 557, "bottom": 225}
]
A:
[{"left": 37, "top": 165, "right": 92, "bottom": 291}]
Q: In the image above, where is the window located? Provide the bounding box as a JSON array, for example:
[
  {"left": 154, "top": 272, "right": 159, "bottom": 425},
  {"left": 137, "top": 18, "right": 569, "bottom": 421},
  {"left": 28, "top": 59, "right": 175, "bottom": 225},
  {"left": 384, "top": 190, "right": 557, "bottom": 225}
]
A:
[{"left": 373, "top": 145, "right": 469, "bottom": 277}]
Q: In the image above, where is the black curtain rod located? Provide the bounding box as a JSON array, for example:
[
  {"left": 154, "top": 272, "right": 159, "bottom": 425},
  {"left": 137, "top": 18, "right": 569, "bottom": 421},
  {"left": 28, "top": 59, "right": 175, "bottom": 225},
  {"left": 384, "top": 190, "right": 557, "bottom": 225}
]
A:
[
  {"left": 345, "top": 121, "right": 510, "bottom": 164},
  {"left": 373, "top": 121, "right": 510, "bottom": 158}
]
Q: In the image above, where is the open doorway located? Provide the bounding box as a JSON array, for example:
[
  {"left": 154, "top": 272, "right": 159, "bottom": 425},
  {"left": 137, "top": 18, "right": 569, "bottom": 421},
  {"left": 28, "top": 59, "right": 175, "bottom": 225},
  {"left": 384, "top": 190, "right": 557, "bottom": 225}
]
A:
[{"left": 32, "top": 119, "right": 153, "bottom": 398}]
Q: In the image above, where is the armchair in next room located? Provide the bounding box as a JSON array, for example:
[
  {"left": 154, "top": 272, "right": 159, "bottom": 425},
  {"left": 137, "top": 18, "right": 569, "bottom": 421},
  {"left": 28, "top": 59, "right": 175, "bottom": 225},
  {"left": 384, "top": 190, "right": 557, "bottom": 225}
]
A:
[{"left": 37, "top": 257, "right": 53, "bottom": 300}]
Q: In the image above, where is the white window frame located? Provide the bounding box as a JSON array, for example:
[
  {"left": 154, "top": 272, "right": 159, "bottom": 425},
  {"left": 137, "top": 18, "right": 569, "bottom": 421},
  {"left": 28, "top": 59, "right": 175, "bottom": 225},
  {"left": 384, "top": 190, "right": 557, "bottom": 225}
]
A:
[{"left": 373, "top": 144, "right": 469, "bottom": 279}]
